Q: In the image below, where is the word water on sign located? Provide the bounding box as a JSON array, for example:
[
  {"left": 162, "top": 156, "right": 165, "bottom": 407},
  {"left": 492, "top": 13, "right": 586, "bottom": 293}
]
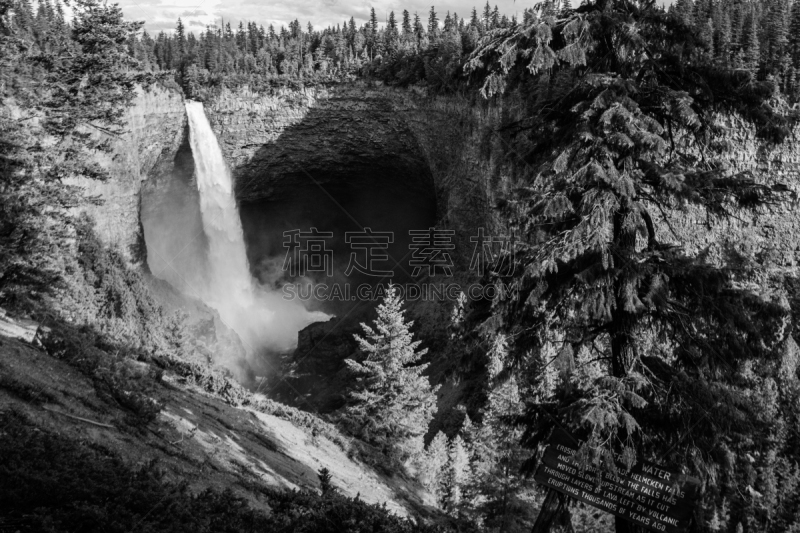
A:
[{"left": 534, "top": 429, "right": 701, "bottom": 533}]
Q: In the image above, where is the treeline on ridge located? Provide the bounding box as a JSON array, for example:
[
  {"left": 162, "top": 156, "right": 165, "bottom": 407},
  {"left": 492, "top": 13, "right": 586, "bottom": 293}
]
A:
[{"left": 7, "top": 0, "right": 800, "bottom": 100}]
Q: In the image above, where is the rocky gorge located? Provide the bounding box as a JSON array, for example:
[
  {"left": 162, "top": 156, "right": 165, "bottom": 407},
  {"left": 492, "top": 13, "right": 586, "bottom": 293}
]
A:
[
  {"left": 70, "top": 80, "right": 800, "bottom": 406},
  {"left": 80, "top": 82, "right": 800, "bottom": 284}
]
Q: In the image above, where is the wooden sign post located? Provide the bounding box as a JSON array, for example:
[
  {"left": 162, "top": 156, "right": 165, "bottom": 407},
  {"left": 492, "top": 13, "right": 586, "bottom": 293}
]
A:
[{"left": 533, "top": 429, "right": 701, "bottom": 533}]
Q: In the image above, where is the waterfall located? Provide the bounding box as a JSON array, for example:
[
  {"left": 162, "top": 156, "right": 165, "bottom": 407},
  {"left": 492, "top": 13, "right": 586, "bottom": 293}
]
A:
[
  {"left": 184, "top": 101, "right": 326, "bottom": 359},
  {"left": 186, "top": 101, "right": 254, "bottom": 316}
]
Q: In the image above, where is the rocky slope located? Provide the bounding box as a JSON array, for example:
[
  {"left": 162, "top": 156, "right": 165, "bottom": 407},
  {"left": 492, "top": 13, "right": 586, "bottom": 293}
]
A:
[{"left": 0, "top": 335, "right": 437, "bottom": 517}]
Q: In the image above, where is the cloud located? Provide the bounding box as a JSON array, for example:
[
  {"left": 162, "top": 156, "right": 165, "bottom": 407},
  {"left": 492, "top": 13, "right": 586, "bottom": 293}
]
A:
[
  {"left": 117, "top": 0, "right": 528, "bottom": 33},
  {"left": 118, "top": 0, "right": 675, "bottom": 34}
]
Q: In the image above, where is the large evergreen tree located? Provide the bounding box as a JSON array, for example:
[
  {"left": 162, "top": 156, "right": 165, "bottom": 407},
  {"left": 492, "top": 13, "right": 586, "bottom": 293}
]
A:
[
  {"left": 343, "top": 284, "right": 439, "bottom": 459},
  {"left": 466, "top": 1, "right": 796, "bottom": 531}
]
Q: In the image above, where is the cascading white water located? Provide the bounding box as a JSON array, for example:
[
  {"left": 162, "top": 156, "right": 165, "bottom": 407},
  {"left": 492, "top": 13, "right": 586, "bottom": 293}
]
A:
[
  {"left": 184, "top": 101, "right": 326, "bottom": 360},
  {"left": 186, "top": 101, "right": 255, "bottom": 318}
]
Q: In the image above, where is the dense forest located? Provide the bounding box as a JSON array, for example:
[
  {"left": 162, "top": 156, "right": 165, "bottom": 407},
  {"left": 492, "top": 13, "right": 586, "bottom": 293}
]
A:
[
  {"left": 8, "top": 0, "right": 800, "bottom": 99},
  {"left": 2, "top": 0, "right": 800, "bottom": 532},
  {"left": 148, "top": 0, "right": 800, "bottom": 99}
]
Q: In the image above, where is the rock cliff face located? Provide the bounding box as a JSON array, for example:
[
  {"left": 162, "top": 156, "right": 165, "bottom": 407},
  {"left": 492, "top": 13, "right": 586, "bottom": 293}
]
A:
[
  {"left": 205, "top": 84, "right": 434, "bottom": 203},
  {"left": 203, "top": 85, "right": 442, "bottom": 301},
  {"left": 71, "top": 84, "right": 186, "bottom": 262},
  {"left": 654, "top": 117, "right": 800, "bottom": 274}
]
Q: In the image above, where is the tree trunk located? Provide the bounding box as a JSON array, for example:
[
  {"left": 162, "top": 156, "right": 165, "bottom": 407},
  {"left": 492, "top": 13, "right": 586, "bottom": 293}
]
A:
[
  {"left": 610, "top": 204, "right": 647, "bottom": 533},
  {"left": 611, "top": 204, "right": 639, "bottom": 379},
  {"left": 531, "top": 488, "right": 572, "bottom": 533}
]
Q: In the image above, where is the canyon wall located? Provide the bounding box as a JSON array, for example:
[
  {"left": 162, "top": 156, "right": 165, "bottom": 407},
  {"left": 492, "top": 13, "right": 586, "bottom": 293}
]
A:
[
  {"left": 55, "top": 79, "right": 797, "bottom": 281},
  {"left": 204, "top": 83, "right": 433, "bottom": 202},
  {"left": 203, "top": 84, "right": 445, "bottom": 305},
  {"left": 70, "top": 83, "right": 186, "bottom": 263},
  {"left": 203, "top": 84, "right": 503, "bottom": 282},
  {"left": 202, "top": 83, "right": 504, "bottom": 224}
]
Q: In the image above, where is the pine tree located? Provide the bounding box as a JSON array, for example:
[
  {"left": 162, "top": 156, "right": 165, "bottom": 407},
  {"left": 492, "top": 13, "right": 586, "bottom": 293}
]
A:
[
  {"left": 482, "top": 1, "right": 492, "bottom": 29},
  {"left": 413, "top": 12, "right": 424, "bottom": 37},
  {"left": 0, "top": 0, "right": 148, "bottom": 307},
  {"left": 673, "top": 0, "right": 694, "bottom": 26},
  {"left": 467, "top": 377, "right": 530, "bottom": 530},
  {"left": 743, "top": 9, "right": 760, "bottom": 73},
  {"left": 712, "top": 4, "right": 732, "bottom": 66},
  {"left": 175, "top": 18, "right": 186, "bottom": 61},
  {"left": 523, "top": 8, "right": 535, "bottom": 25},
  {"left": 470, "top": 7, "right": 481, "bottom": 29},
  {"left": 693, "top": 0, "right": 710, "bottom": 26},
  {"left": 428, "top": 6, "right": 439, "bottom": 35},
  {"left": 764, "top": 0, "right": 789, "bottom": 75},
  {"left": 402, "top": 9, "right": 412, "bottom": 35},
  {"left": 698, "top": 18, "right": 714, "bottom": 57},
  {"left": 789, "top": 0, "right": 800, "bottom": 70},
  {"left": 490, "top": 5, "right": 500, "bottom": 29},
  {"left": 421, "top": 430, "right": 449, "bottom": 500},
  {"left": 369, "top": 7, "right": 378, "bottom": 38},
  {"left": 343, "top": 284, "right": 439, "bottom": 459},
  {"left": 317, "top": 467, "right": 334, "bottom": 496},
  {"left": 441, "top": 434, "right": 470, "bottom": 514}
]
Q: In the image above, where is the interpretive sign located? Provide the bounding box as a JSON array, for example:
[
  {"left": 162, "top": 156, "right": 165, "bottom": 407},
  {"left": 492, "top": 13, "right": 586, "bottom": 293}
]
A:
[{"left": 534, "top": 429, "right": 701, "bottom": 533}]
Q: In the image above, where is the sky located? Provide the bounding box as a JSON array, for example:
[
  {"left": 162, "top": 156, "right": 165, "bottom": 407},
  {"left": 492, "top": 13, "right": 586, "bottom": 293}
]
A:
[{"left": 116, "top": 0, "right": 542, "bottom": 34}]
